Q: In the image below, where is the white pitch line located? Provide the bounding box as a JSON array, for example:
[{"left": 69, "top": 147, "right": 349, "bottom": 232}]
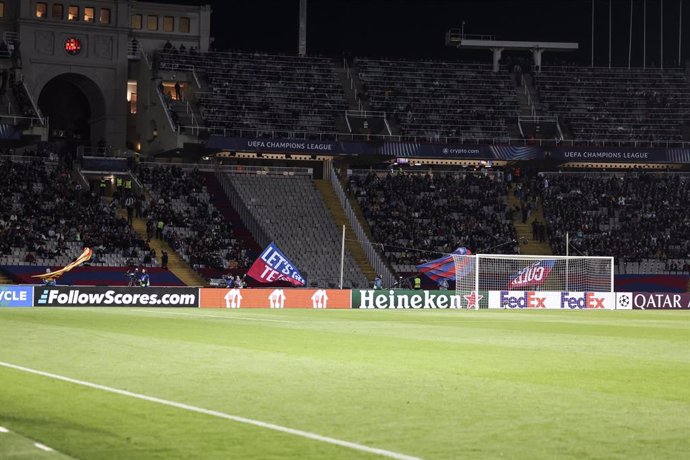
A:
[
  {"left": 130, "top": 309, "right": 294, "bottom": 323},
  {"left": 0, "top": 361, "right": 420, "bottom": 460},
  {"left": 34, "top": 442, "right": 54, "bottom": 452},
  {"left": 0, "top": 426, "right": 8, "bottom": 433}
]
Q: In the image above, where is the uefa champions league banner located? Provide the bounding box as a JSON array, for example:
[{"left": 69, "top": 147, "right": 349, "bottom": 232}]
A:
[
  {"left": 205, "top": 136, "right": 544, "bottom": 160},
  {"left": 205, "top": 136, "right": 376, "bottom": 155},
  {"left": 551, "top": 147, "right": 690, "bottom": 164}
]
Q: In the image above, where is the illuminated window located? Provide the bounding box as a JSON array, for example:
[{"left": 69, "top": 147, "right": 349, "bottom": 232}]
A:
[
  {"left": 99, "top": 8, "right": 110, "bottom": 24},
  {"left": 163, "top": 16, "right": 174, "bottom": 32},
  {"left": 67, "top": 5, "right": 79, "bottom": 21},
  {"left": 83, "top": 7, "right": 94, "bottom": 22},
  {"left": 0, "top": 2, "right": 5, "bottom": 18},
  {"left": 52, "top": 3, "right": 63, "bottom": 19},
  {"left": 127, "top": 81, "right": 138, "bottom": 114},
  {"left": 131, "top": 14, "right": 142, "bottom": 29},
  {"left": 179, "top": 17, "right": 190, "bottom": 33},
  {"left": 147, "top": 15, "right": 158, "bottom": 31},
  {"left": 36, "top": 2, "right": 47, "bottom": 18}
]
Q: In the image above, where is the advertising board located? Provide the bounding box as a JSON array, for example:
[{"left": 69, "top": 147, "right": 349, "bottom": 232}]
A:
[
  {"left": 34, "top": 286, "right": 199, "bottom": 307},
  {"left": 199, "top": 288, "right": 351, "bottom": 309}
]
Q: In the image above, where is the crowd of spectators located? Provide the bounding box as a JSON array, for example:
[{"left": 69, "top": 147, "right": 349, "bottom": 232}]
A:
[
  {"left": 347, "top": 170, "right": 518, "bottom": 272},
  {"left": 138, "top": 165, "right": 251, "bottom": 272},
  {"left": 534, "top": 66, "right": 690, "bottom": 146},
  {"left": 356, "top": 58, "right": 519, "bottom": 142},
  {"left": 156, "top": 48, "right": 347, "bottom": 138},
  {"left": 541, "top": 172, "right": 690, "bottom": 263},
  {"left": 0, "top": 158, "right": 149, "bottom": 266}
]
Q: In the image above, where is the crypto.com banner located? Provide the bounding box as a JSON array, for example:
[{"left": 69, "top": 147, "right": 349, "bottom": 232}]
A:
[
  {"left": 34, "top": 286, "right": 199, "bottom": 307},
  {"left": 199, "top": 288, "right": 350, "bottom": 309}
]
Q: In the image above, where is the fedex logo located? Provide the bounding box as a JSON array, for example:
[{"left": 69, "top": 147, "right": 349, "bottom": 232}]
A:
[
  {"left": 499, "top": 291, "right": 546, "bottom": 309},
  {"left": 560, "top": 292, "right": 606, "bottom": 309}
]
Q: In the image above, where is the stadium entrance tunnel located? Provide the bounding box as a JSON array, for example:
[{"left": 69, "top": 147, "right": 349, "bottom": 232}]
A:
[{"left": 38, "top": 73, "right": 106, "bottom": 143}]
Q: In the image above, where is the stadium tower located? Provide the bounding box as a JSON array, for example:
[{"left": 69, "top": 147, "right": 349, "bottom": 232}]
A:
[{"left": 0, "top": 0, "right": 210, "bottom": 152}]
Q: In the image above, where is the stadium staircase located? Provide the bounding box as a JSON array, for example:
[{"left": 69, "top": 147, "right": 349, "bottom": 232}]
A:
[
  {"left": 507, "top": 185, "right": 552, "bottom": 256},
  {"left": 200, "top": 172, "right": 261, "bottom": 253},
  {"left": 313, "top": 180, "right": 376, "bottom": 281},
  {"left": 118, "top": 210, "right": 207, "bottom": 287},
  {"left": 0, "top": 270, "right": 13, "bottom": 284}
]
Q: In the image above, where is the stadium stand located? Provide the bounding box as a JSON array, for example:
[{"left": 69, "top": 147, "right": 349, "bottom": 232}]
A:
[
  {"left": 137, "top": 164, "right": 254, "bottom": 276},
  {"left": 0, "top": 156, "right": 186, "bottom": 285},
  {"left": 347, "top": 170, "right": 518, "bottom": 273},
  {"left": 534, "top": 66, "right": 690, "bottom": 146},
  {"left": 224, "top": 172, "right": 368, "bottom": 288},
  {"left": 355, "top": 59, "right": 520, "bottom": 142},
  {"left": 156, "top": 49, "right": 348, "bottom": 138},
  {"left": 540, "top": 172, "right": 690, "bottom": 274}
]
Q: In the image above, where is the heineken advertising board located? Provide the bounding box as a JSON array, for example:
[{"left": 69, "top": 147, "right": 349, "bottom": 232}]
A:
[{"left": 352, "top": 289, "right": 487, "bottom": 309}]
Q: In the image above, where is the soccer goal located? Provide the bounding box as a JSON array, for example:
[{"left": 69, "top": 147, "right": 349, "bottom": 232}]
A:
[{"left": 452, "top": 254, "right": 615, "bottom": 297}]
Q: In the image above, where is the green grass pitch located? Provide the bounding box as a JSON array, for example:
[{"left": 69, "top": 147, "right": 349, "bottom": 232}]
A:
[{"left": 0, "top": 308, "right": 688, "bottom": 459}]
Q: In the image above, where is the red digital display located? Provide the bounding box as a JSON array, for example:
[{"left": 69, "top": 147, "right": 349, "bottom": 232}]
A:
[{"left": 64, "top": 37, "right": 81, "bottom": 55}]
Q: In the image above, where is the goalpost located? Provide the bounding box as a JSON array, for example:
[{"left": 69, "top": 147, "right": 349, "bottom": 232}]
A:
[{"left": 452, "top": 254, "right": 615, "bottom": 306}]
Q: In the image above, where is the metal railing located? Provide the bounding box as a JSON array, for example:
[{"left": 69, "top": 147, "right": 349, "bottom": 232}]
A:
[
  {"left": 215, "top": 170, "right": 271, "bottom": 248},
  {"left": 172, "top": 124, "right": 690, "bottom": 149},
  {"left": 216, "top": 164, "right": 312, "bottom": 176},
  {"left": 22, "top": 81, "right": 46, "bottom": 125},
  {"left": 328, "top": 164, "right": 395, "bottom": 287},
  {"left": 156, "top": 87, "right": 177, "bottom": 132}
]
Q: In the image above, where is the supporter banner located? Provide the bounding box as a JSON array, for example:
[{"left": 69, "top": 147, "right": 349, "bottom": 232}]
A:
[
  {"left": 247, "top": 242, "right": 306, "bottom": 286},
  {"left": 0, "top": 286, "right": 33, "bottom": 307},
  {"left": 0, "top": 123, "right": 21, "bottom": 140},
  {"left": 34, "top": 286, "right": 199, "bottom": 307},
  {"left": 352, "top": 289, "right": 486, "bottom": 309},
  {"left": 617, "top": 292, "right": 690, "bottom": 310},
  {"left": 551, "top": 147, "right": 690, "bottom": 164},
  {"left": 508, "top": 260, "right": 556, "bottom": 289},
  {"left": 488, "top": 291, "right": 615, "bottom": 309},
  {"left": 199, "top": 288, "right": 350, "bottom": 309},
  {"left": 82, "top": 156, "right": 129, "bottom": 172},
  {"left": 615, "top": 275, "right": 689, "bottom": 293}
]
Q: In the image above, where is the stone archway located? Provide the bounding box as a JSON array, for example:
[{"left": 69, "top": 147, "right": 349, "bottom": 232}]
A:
[{"left": 37, "top": 73, "right": 107, "bottom": 144}]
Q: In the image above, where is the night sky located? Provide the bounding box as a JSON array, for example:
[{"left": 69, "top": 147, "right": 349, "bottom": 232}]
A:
[{"left": 149, "top": 0, "right": 689, "bottom": 67}]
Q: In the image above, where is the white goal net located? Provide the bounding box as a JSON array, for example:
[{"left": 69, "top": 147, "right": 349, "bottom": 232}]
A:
[{"left": 454, "top": 254, "right": 614, "bottom": 298}]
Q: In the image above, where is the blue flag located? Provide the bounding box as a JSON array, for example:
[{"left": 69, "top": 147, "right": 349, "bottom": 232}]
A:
[
  {"left": 416, "top": 247, "right": 473, "bottom": 281},
  {"left": 247, "top": 242, "right": 306, "bottom": 286}
]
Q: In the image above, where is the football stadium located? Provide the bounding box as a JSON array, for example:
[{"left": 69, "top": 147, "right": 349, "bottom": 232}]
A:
[{"left": 0, "top": 0, "right": 689, "bottom": 458}]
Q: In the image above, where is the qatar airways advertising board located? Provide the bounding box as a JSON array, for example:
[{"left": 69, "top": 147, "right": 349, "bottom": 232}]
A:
[{"left": 615, "top": 292, "right": 690, "bottom": 310}]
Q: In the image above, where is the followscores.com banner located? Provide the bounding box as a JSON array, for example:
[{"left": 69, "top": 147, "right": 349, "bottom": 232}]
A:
[{"left": 34, "top": 286, "right": 199, "bottom": 307}]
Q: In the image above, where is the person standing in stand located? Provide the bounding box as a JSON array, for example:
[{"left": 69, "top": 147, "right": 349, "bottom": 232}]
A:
[{"left": 139, "top": 268, "right": 150, "bottom": 287}]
